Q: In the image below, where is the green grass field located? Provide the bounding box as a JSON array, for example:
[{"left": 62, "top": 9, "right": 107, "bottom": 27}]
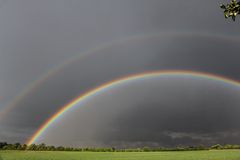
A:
[{"left": 1, "top": 150, "right": 240, "bottom": 160}]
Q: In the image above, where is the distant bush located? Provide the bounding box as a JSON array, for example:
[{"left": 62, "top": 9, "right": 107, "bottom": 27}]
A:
[{"left": 0, "top": 142, "right": 240, "bottom": 152}]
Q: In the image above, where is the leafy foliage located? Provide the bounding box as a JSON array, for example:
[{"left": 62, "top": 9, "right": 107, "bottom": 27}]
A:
[{"left": 220, "top": 0, "right": 240, "bottom": 21}]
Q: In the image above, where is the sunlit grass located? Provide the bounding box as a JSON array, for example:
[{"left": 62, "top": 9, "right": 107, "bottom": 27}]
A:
[{"left": 1, "top": 150, "right": 240, "bottom": 160}]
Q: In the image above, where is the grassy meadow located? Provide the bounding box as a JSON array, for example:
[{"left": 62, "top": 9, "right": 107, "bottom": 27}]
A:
[{"left": 1, "top": 150, "right": 240, "bottom": 160}]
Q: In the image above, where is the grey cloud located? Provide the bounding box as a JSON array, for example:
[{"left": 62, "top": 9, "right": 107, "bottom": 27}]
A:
[
  {"left": 1, "top": 0, "right": 240, "bottom": 145},
  {"left": 2, "top": 34, "right": 240, "bottom": 143},
  {"left": 0, "top": 0, "right": 240, "bottom": 108}
]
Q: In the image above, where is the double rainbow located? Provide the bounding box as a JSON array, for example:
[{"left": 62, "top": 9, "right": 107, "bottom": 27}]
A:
[{"left": 2, "top": 31, "right": 240, "bottom": 121}]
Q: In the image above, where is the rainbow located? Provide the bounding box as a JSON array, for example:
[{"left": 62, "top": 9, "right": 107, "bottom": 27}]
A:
[
  {"left": 1, "top": 31, "right": 240, "bottom": 121},
  {"left": 26, "top": 70, "right": 240, "bottom": 145}
]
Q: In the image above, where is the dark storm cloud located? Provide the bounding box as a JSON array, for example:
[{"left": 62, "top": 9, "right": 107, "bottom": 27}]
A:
[
  {"left": 2, "top": 33, "right": 240, "bottom": 144},
  {"left": 1, "top": 0, "right": 240, "bottom": 144}
]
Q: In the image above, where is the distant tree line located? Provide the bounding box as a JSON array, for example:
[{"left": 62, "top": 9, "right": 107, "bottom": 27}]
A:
[{"left": 0, "top": 142, "right": 240, "bottom": 152}]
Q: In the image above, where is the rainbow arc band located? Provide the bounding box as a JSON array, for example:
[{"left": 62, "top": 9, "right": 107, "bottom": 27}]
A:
[{"left": 26, "top": 70, "right": 240, "bottom": 145}]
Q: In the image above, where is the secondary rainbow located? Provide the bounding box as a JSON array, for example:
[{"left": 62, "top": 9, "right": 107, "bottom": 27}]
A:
[
  {"left": 2, "top": 31, "right": 240, "bottom": 122},
  {"left": 27, "top": 70, "right": 240, "bottom": 145}
]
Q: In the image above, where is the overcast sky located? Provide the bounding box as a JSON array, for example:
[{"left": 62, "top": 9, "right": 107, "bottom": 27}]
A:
[{"left": 0, "top": 0, "right": 240, "bottom": 147}]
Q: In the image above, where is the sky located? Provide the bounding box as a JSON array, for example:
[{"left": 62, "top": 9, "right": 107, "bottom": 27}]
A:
[{"left": 0, "top": 0, "right": 240, "bottom": 147}]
